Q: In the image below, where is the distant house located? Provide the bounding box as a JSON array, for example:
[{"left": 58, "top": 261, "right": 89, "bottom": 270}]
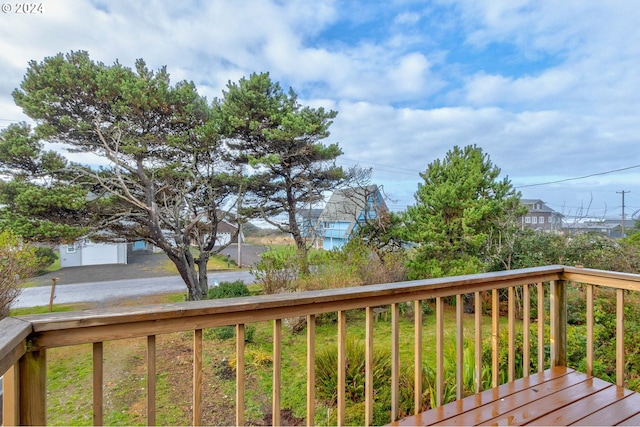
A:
[
  {"left": 563, "top": 219, "right": 636, "bottom": 238},
  {"left": 297, "top": 208, "right": 324, "bottom": 248},
  {"left": 519, "top": 199, "right": 563, "bottom": 232},
  {"left": 59, "top": 240, "right": 127, "bottom": 267},
  {"left": 59, "top": 219, "right": 242, "bottom": 268},
  {"left": 214, "top": 219, "right": 244, "bottom": 246},
  {"left": 316, "top": 185, "right": 388, "bottom": 250}
]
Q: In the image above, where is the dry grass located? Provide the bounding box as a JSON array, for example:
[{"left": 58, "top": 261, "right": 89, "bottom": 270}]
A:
[{"left": 245, "top": 234, "right": 295, "bottom": 246}]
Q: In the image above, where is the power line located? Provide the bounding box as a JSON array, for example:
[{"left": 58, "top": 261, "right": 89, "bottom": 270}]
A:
[
  {"left": 340, "top": 157, "right": 420, "bottom": 174},
  {"left": 516, "top": 164, "right": 640, "bottom": 189}
]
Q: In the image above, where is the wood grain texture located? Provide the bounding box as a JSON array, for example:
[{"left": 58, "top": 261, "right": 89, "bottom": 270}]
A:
[{"left": 389, "top": 368, "right": 640, "bottom": 427}]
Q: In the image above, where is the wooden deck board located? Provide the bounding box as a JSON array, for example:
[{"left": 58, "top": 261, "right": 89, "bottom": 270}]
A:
[
  {"left": 572, "top": 392, "right": 640, "bottom": 426},
  {"left": 480, "top": 377, "right": 612, "bottom": 426},
  {"left": 391, "top": 367, "right": 573, "bottom": 426},
  {"left": 616, "top": 409, "right": 640, "bottom": 426},
  {"left": 534, "top": 383, "right": 633, "bottom": 425},
  {"left": 390, "top": 368, "right": 640, "bottom": 426}
]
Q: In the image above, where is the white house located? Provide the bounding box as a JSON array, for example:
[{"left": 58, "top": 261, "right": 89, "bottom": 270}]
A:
[
  {"left": 59, "top": 240, "right": 128, "bottom": 268},
  {"left": 59, "top": 219, "right": 243, "bottom": 268}
]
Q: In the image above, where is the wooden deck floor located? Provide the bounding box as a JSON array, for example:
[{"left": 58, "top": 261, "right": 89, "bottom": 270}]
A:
[{"left": 390, "top": 367, "right": 640, "bottom": 426}]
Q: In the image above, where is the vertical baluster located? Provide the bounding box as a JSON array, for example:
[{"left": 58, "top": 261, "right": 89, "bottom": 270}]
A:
[
  {"left": 147, "top": 335, "right": 156, "bottom": 426},
  {"left": 337, "top": 311, "right": 346, "bottom": 427},
  {"left": 523, "top": 284, "right": 530, "bottom": 378},
  {"left": 3, "top": 363, "right": 18, "bottom": 426},
  {"left": 365, "top": 307, "right": 374, "bottom": 426},
  {"left": 508, "top": 287, "right": 515, "bottom": 382},
  {"left": 455, "top": 294, "right": 463, "bottom": 401},
  {"left": 586, "top": 284, "right": 594, "bottom": 376},
  {"left": 19, "top": 349, "right": 46, "bottom": 426},
  {"left": 273, "top": 319, "right": 282, "bottom": 426},
  {"left": 236, "top": 324, "right": 245, "bottom": 427},
  {"left": 474, "top": 291, "right": 482, "bottom": 393},
  {"left": 491, "top": 289, "right": 499, "bottom": 387},
  {"left": 391, "top": 303, "right": 400, "bottom": 421},
  {"left": 414, "top": 300, "right": 423, "bottom": 414},
  {"left": 93, "top": 342, "right": 103, "bottom": 426},
  {"left": 617, "top": 288, "right": 624, "bottom": 387},
  {"left": 306, "top": 314, "right": 315, "bottom": 427},
  {"left": 193, "top": 329, "right": 202, "bottom": 427},
  {"left": 436, "top": 297, "right": 444, "bottom": 407},
  {"left": 537, "top": 282, "right": 545, "bottom": 372}
]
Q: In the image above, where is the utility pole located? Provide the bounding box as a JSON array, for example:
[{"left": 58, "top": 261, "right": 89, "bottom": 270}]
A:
[
  {"left": 617, "top": 190, "right": 630, "bottom": 237},
  {"left": 237, "top": 165, "right": 245, "bottom": 268}
]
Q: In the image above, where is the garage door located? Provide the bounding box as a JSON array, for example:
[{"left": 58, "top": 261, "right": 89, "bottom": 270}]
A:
[{"left": 81, "top": 242, "right": 119, "bottom": 266}]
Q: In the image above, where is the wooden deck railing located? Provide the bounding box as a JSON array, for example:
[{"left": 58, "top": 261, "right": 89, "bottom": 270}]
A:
[{"left": 2, "top": 265, "right": 640, "bottom": 426}]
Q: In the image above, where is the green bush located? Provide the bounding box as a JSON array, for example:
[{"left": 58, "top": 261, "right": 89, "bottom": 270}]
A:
[
  {"left": 205, "top": 324, "right": 255, "bottom": 343},
  {"left": 34, "top": 246, "right": 57, "bottom": 274},
  {"left": 207, "top": 280, "right": 250, "bottom": 299},
  {"left": 252, "top": 246, "right": 300, "bottom": 294},
  {"left": 315, "top": 337, "right": 392, "bottom": 423}
]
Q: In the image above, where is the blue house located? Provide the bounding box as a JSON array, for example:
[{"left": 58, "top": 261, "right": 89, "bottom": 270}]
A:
[{"left": 316, "top": 185, "right": 388, "bottom": 250}]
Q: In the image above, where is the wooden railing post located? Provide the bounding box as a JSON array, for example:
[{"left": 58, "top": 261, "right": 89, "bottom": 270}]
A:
[
  {"left": 306, "top": 314, "right": 316, "bottom": 427},
  {"left": 337, "top": 311, "right": 346, "bottom": 427},
  {"left": 391, "top": 303, "right": 399, "bottom": 421},
  {"left": 236, "top": 324, "right": 245, "bottom": 427},
  {"left": 147, "top": 335, "right": 156, "bottom": 426},
  {"left": 550, "top": 280, "right": 567, "bottom": 368},
  {"left": 3, "top": 364, "right": 19, "bottom": 426},
  {"left": 93, "top": 342, "right": 104, "bottom": 426},
  {"left": 19, "top": 349, "right": 46, "bottom": 426}
]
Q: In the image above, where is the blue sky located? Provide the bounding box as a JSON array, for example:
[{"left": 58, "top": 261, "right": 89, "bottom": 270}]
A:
[{"left": 1, "top": 0, "right": 639, "bottom": 220}]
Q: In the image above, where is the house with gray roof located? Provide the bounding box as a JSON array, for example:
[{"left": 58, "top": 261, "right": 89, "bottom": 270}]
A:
[
  {"left": 520, "top": 199, "right": 563, "bottom": 232},
  {"left": 316, "top": 185, "right": 387, "bottom": 250}
]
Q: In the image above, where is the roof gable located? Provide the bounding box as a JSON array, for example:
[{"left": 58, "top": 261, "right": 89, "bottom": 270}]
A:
[{"left": 319, "top": 185, "right": 386, "bottom": 222}]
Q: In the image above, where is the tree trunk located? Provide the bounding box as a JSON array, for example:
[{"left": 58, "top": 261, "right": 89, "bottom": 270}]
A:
[{"left": 167, "top": 248, "right": 209, "bottom": 301}]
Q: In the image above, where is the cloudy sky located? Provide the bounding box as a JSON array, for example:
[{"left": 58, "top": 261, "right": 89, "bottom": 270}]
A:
[{"left": 1, "top": 0, "right": 639, "bottom": 220}]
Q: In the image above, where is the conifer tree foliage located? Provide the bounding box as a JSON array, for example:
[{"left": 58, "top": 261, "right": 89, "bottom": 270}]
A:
[
  {"left": 216, "top": 72, "right": 349, "bottom": 257},
  {"left": 402, "top": 145, "right": 523, "bottom": 279},
  {"left": 11, "top": 51, "right": 242, "bottom": 300},
  {"left": 0, "top": 122, "right": 90, "bottom": 243}
]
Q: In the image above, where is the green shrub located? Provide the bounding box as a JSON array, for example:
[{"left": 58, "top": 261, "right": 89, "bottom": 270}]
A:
[
  {"left": 205, "top": 324, "right": 255, "bottom": 343},
  {"left": 315, "top": 337, "right": 391, "bottom": 406},
  {"left": 207, "top": 280, "right": 250, "bottom": 299},
  {"left": 34, "top": 246, "right": 57, "bottom": 273},
  {"left": 252, "top": 246, "right": 300, "bottom": 294}
]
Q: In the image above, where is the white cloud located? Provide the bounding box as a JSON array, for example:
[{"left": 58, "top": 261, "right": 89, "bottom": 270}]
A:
[
  {"left": 464, "top": 69, "right": 577, "bottom": 107},
  {"left": 1, "top": 0, "right": 639, "bottom": 215}
]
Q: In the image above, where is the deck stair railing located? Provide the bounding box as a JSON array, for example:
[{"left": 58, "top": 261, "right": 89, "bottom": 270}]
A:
[{"left": 1, "top": 265, "right": 640, "bottom": 426}]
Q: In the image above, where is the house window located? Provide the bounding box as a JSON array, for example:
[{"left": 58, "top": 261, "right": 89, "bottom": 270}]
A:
[
  {"left": 539, "top": 216, "right": 545, "bottom": 224},
  {"left": 532, "top": 217, "right": 538, "bottom": 224},
  {"left": 525, "top": 217, "right": 531, "bottom": 224},
  {"left": 66, "top": 244, "right": 76, "bottom": 253}
]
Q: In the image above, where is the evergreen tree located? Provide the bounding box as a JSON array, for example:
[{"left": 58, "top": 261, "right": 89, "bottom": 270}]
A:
[
  {"left": 402, "top": 145, "right": 523, "bottom": 279},
  {"left": 0, "top": 122, "right": 90, "bottom": 242},
  {"left": 216, "top": 72, "right": 349, "bottom": 263},
  {"left": 10, "top": 51, "right": 242, "bottom": 300}
]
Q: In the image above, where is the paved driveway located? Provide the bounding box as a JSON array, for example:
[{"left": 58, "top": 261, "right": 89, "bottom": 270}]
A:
[
  {"left": 14, "top": 244, "right": 268, "bottom": 308},
  {"left": 31, "top": 244, "right": 266, "bottom": 287},
  {"left": 13, "top": 270, "right": 256, "bottom": 309}
]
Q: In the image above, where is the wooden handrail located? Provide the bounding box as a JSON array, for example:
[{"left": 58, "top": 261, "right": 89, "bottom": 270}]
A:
[{"left": 3, "top": 265, "right": 640, "bottom": 426}]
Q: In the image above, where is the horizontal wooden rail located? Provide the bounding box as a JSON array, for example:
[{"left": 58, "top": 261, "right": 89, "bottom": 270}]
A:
[{"left": 19, "top": 266, "right": 565, "bottom": 350}]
